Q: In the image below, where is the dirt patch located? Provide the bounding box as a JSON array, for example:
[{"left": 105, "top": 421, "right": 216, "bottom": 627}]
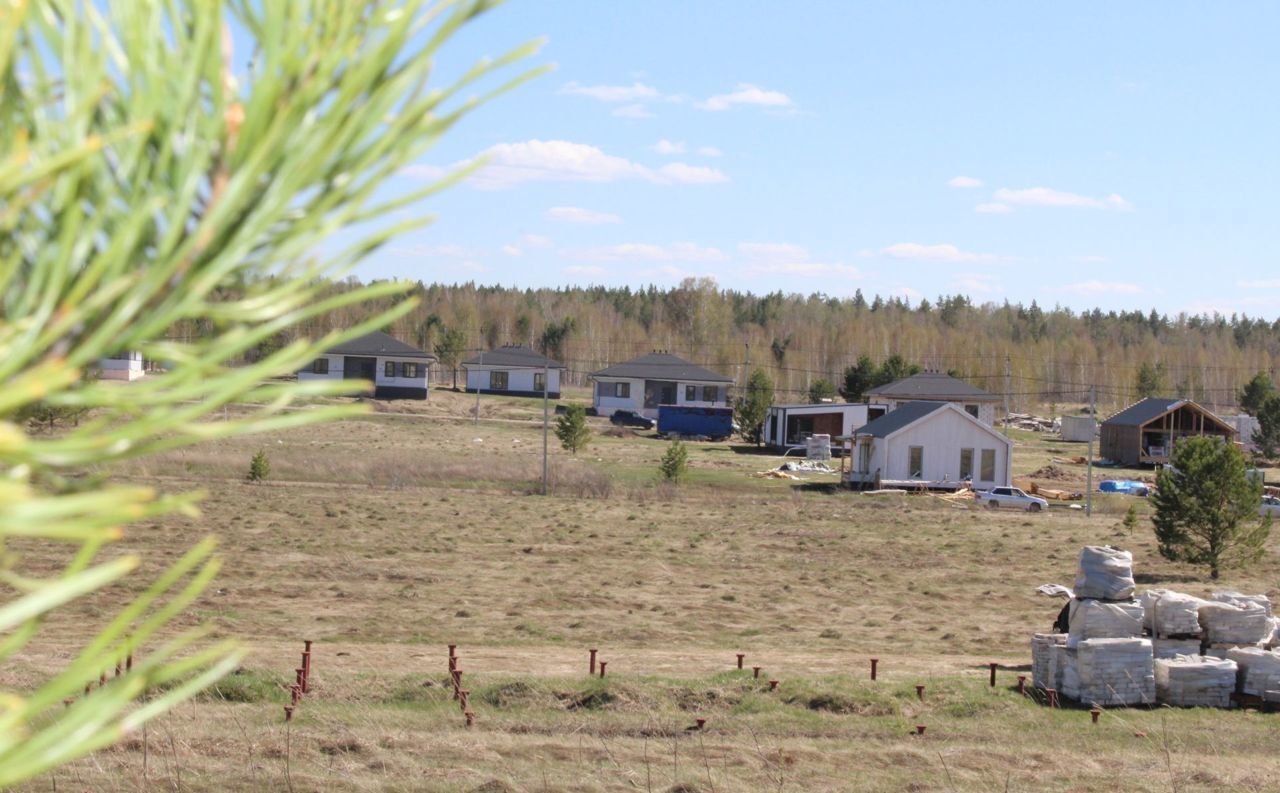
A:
[{"left": 1029, "top": 465, "right": 1073, "bottom": 481}]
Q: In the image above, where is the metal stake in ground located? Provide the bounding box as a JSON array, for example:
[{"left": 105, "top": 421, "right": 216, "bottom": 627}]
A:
[
  {"left": 988, "top": 663, "right": 997, "bottom": 687},
  {"left": 736, "top": 653, "right": 745, "bottom": 670},
  {"left": 870, "top": 658, "right": 879, "bottom": 681},
  {"left": 589, "top": 648, "right": 597, "bottom": 676}
]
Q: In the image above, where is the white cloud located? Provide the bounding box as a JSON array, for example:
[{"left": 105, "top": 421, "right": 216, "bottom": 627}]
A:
[
  {"left": 1063, "top": 280, "right": 1142, "bottom": 295},
  {"left": 737, "top": 242, "right": 860, "bottom": 278},
  {"left": 954, "top": 273, "right": 999, "bottom": 294},
  {"left": 881, "top": 243, "right": 999, "bottom": 263},
  {"left": 613, "top": 104, "right": 655, "bottom": 119},
  {"left": 566, "top": 242, "right": 728, "bottom": 263},
  {"left": 500, "top": 244, "right": 522, "bottom": 257},
  {"left": 993, "top": 187, "right": 1132, "bottom": 211},
  {"left": 696, "top": 83, "right": 792, "bottom": 112},
  {"left": 653, "top": 139, "right": 686, "bottom": 155},
  {"left": 948, "top": 175, "right": 983, "bottom": 188},
  {"left": 1238, "top": 278, "right": 1280, "bottom": 289},
  {"left": 655, "top": 162, "right": 729, "bottom": 184},
  {"left": 441, "top": 140, "right": 728, "bottom": 189},
  {"left": 544, "top": 206, "right": 622, "bottom": 225},
  {"left": 974, "top": 202, "right": 1013, "bottom": 214},
  {"left": 560, "top": 81, "right": 660, "bottom": 102},
  {"left": 697, "top": 146, "right": 723, "bottom": 157},
  {"left": 521, "top": 234, "right": 553, "bottom": 249}
]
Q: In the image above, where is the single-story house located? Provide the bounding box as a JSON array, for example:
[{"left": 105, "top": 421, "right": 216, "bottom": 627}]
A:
[
  {"left": 299, "top": 330, "right": 436, "bottom": 400},
  {"left": 1100, "top": 397, "right": 1237, "bottom": 466},
  {"left": 848, "top": 401, "right": 1013, "bottom": 490},
  {"left": 864, "top": 372, "right": 1002, "bottom": 425},
  {"left": 462, "top": 345, "right": 564, "bottom": 398},
  {"left": 591, "top": 352, "right": 733, "bottom": 419},
  {"left": 763, "top": 402, "right": 889, "bottom": 450},
  {"left": 98, "top": 351, "right": 145, "bottom": 381}
]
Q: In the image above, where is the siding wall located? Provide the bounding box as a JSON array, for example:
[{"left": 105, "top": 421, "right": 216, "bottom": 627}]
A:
[
  {"left": 883, "top": 398, "right": 996, "bottom": 426},
  {"left": 856, "top": 409, "right": 1011, "bottom": 486},
  {"left": 299, "top": 354, "right": 430, "bottom": 397},
  {"left": 464, "top": 365, "right": 562, "bottom": 396},
  {"left": 593, "top": 378, "right": 728, "bottom": 417}
]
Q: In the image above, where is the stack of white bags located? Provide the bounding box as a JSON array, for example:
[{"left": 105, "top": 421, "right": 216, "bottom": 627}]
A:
[
  {"left": 1154, "top": 655, "right": 1237, "bottom": 708},
  {"left": 1060, "top": 548, "right": 1155, "bottom": 706}
]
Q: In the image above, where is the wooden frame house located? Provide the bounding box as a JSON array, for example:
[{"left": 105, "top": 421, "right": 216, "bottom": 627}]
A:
[{"left": 1099, "top": 398, "right": 1237, "bottom": 466}]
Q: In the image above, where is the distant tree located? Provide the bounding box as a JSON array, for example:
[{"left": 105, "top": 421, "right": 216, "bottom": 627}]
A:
[
  {"left": 735, "top": 368, "right": 774, "bottom": 446},
  {"left": 1121, "top": 504, "right": 1138, "bottom": 535},
  {"left": 1239, "top": 372, "right": 1275, "bottom": 416},
  {"left": 433, "top": 327, "right": 468, "bottom": 389},
  {"left": 875, "top": 355, "right": 920, "bottom": 387},
  {"left": 659, "top": 439, "right": 689, "bottom": 482},
  {"left": 247, "top": 450, "right": 271, "bottom": 483},
  {"left": 18, "top": 402, "right": 88, "bottom": 433},
  {"left": 514, "top": 314, "right": 533, "bottom": 346},
  {"left": 807, "top": 378, "right": 837, "bottom": 404},
  {"left": 1254, "top": 395, "right": 1280, "bottom": 458},
  {"left": 555, "top": 405, "right": 591, "bottom": 455},
  {"left": 1152, "top": 436, "right": 1269, "bottom": 579},
  {"left": 770, "top": 335, "right": 792, "bottom": 367},
  {"left": 840, "top": 356, "right": 876, "bottom": 402},
  {"left": 1135, "top": 362, "right": 1166, "bottom": 399},
  {"left": 539, "top": 317, "right": 576, "bottom": 362}
]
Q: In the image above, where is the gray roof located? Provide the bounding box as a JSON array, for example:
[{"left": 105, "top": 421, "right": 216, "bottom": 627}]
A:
[
  {"left": 325, "top": 331, "right": 435, "bottom": 360},
  {"left": 591, "top": 353, "right": 732, "bottom": 383},
  {"left": 1100, "top": 397, "right": 1232, "bottom": 429},
  {"left": 865, "top": 372, "right": 1000, "bottom": 402},
  {"left": 462, "top": 345, "right": 564, "bottom": 369},
  {"left": 855, "top": 401, "right": 949, "bottom": 438}
]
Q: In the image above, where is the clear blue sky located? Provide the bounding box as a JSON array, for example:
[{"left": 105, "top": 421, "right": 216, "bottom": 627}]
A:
[{"left": 353, "top": 1, "right": 1279, "bottom": 317}]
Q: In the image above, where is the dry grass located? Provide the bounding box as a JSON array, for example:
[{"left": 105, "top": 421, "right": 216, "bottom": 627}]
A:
[{"left": 8, "top": 392, "right": 1280, "bottom": 791}]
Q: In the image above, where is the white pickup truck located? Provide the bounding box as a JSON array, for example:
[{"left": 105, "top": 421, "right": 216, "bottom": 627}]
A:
[{"left": 976, "top": 486, "right": 1049, "bottom": 512}]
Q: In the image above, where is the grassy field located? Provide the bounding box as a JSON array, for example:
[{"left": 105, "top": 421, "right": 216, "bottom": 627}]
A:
[{"left": 8, "top": 388, "right": 1280, "bottom": 792}]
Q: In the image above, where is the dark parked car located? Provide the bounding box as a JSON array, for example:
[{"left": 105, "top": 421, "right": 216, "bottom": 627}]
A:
[{"left": 609, "top": 410, "right": 656, "bottom": 430}]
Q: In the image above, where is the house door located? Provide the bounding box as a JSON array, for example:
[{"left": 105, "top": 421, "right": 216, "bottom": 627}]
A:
[
  {"left": 343, "top": 356, "right": 377, "bottom": 380},
  {"left": 644, "top": 380, "right": 677, "bottom": 408}
]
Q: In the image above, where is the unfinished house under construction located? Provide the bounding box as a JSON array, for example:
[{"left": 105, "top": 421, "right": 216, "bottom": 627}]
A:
[{"left": 1099, "top": 397, "right": 1237, "bottom": 466}]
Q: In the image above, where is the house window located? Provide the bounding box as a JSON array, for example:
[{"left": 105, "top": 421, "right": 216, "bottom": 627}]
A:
[
  {"left": 615, "top": 382, "right": 630, "bottom": 398},
  {"left": 384, "top": 361, "right": 395, "bottom": 378},
  {"left": 312, "top": 358, "right": 329, "bottom": 375},
  {"left": 965, "top": 404, "right": 979, "bottom": 418},
  {"left": 908, "top": 446, "right": 924, "bottom": 478},
  {"left": 490, "top": 370, "right": 508, "bottom": 390},
  {"left": 702, "top": 385, "right": 718, "bottom": 402},
  {"left": 534, "top": 371, "right": 546, "bottom": 392},
  {"left": 980, "top": 449, "right": 996, "bottom": 481},
  {"left": 402, "top": 362, "right": 419, "bottom": 379},
  {"left": 685, "top": 385, "right": 696, "bottom": 401},
  {"left": 959, "top": 448, "right": 974, "bottom": 480}
]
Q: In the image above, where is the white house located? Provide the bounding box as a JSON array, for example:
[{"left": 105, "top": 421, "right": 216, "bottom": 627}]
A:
[
  {"left": 848, "top": 401, "right": 1013, "bottom": 490},
  {"left": 591, "top": 352, "right": 733, "bottom": 418},
  {"left": 462, "top": 345, "right": 564, "bottom": 398},
  {"left": 98, "top": 351, "right": 145, "bottom": 381},
  {"left": 299, "top": 330, "right": 436, "bottom": 400},
  {"left": 763, "top": 402, "right": 889, "bottom": 450},
  {"left": 864, "top": 372, "right": 1002, "bottom": 425}
]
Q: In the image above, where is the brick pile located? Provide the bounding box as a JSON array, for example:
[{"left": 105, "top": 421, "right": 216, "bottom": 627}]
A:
[
  {"left": 1061, "top": 638, "right": 1155, "bottom": 706},
  {"left": 1155, "top": 655, "right": 1237, "bottom": 708}
]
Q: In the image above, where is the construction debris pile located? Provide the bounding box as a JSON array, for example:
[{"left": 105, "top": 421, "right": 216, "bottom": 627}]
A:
[
  {"left": 1001, "top": 412, "right": 1060, "bottom": 432},
  {"left": 751, "top": 460, "right": 838, "bottom": 480},
  {"left": 1032, "top": 546, "right": 1280, "bottom": 708}
]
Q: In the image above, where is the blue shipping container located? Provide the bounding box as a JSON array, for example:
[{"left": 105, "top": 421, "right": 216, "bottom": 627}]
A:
[{"left": 657, "top": 405, "right": 735, "bottom": 440}]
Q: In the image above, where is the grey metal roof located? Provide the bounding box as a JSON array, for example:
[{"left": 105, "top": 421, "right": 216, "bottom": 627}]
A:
[
  {"left": 462, "top": 345, "right": 564, "bottom": 369},
  {"left": 591, "top": 353, "right": 733, "bottom": 383},
  {"left": 855, "top": 401, "right": 948, "bottom": 438},
  {"left": 325, "top": 331, "right": 435, "bottom": 360},
  {"left": 1101, "top": 397, "right": 1185, "bottom": 427},
  {"left": 865, "top": 372, "right": 1000, "bottom": 402}
]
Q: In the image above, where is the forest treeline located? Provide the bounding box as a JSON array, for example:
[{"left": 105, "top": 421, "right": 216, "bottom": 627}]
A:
[{"left": 188, "top": 277, "right": 1280, "bottom": 414}]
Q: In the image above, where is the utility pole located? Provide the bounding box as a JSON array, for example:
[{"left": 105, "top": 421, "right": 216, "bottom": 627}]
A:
[
  {"left": 1003, "top": 354, "right": 1012, "bottom": 437},
  {"left": 1086, "top": 384, "right": 1096, "bottom": 517},
  {"left": 542, "top": 360, "right": 550, "bottom": 496},
  {"left": 474, "top": 348, "right": 482, "bottom": 425}
]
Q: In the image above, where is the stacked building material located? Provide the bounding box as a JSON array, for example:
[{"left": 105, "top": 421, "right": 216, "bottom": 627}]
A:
[
  {"left": 1031, "top": 633, "right": 1067, "bottom": 689},
  {"left": 1153, "top": 638, "right": 1204, "bottom": 659},
  {"left": 1067, "top": 599, "right": 1143, "bottom": 643},
  {"left": 1140, "top": 589, "right": 1205, "bottom": 637},
  {"left": 1073, "top": 546, "right": 1136, "bottom": 601},
  {"left": 1225, "top": 647, "right": 1280, "bottom": 697},
  {"left": 1154, "top": 655, "right": 1237, "bottom": 708},
  {"left": 1212, "top": 591, "right": 1271, "bottom": 615},
  {"left": 1199, "top": 601, "right": 1271, "bottom": 646},
  {"left": 1048, "top": 643, "right": 1070, "bottom": 694},
  {"left": 1061, "top": 638, "right": 1156, "bottom": 706}
]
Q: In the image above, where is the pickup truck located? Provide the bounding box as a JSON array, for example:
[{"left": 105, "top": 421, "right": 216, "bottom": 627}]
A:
[{"left": 976, "top": 486, "right": 1049, "bottom": 512}]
